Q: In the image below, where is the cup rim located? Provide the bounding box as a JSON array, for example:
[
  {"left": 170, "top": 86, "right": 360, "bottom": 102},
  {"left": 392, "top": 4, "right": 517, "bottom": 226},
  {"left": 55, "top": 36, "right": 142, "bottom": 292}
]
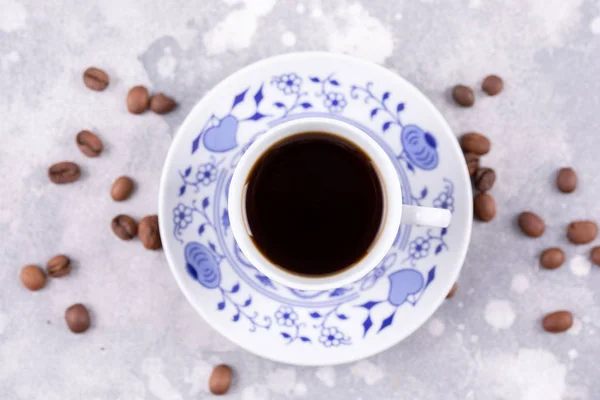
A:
[{"left": 228, "top": 117, "right": 402, "bottom": 290}]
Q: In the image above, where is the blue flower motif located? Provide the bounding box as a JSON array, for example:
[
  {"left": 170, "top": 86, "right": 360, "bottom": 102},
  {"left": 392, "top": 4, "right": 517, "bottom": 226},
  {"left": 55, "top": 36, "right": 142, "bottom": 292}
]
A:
[
  {"left": 401, "top": 125, "right": 439, "bottom": 170},
  {"left": 433, "top": 191, "right": 455, "bottom": 212},
  {"left": 275, "top": 306, "right": 298, "bottom": 327},
  {"left": 196, "top": 163, "right": 217, "bottom": 186},
  {"left": 319, "top": 327, "right": 345, "bottom": 347},
  {"left": 185, "top": 242, "right": 221, "bottom": 289},
  {"left": 276, "top": 73, "right": 302, "bottom": 95},
  {"left": 324, "top": 92, "right": 347, "bottom": 113},
  {"left": 409, "top": 237, "right": 430, "bottom": 259},
  {"left": 173, "top": 203, "right": 193, "bottom": 230}
]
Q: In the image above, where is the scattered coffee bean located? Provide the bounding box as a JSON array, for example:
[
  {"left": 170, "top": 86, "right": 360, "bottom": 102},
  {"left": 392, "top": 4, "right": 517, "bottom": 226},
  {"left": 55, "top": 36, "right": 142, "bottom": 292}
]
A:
[
  {"left": 150, "top": 93, "right": 177, "bottom": 114},
  {"left": 452, "top": 85, "right": 475, "bottom": 107},
  {"left": 474, "top": 167, "right": 496, "bottom": 192},
  {"left": 48, "top": 161, "right": 80, "bottom": 184},
  {"left": 481, "top": 75, "right": 503, "bottom": 96},
  {"left": 209, "top": 364, "right": 232, "bottom": 395},
  {"left": 556, "top": 167, "right": 577, "bottom": 193},
  {"left": 76, "top": 130, "right": 103, "bottom": 157},
  {"left": 542, "top": 310, "right": 573, "bottom": 333},
  {"left": 518, "top": 212, "right": 545, "bottom": 237},
  {"left": 460, "top": 132, "right": 491, "bottom": 155},
  {"left": 46, "top": 254, "right": 71, "bottom": 278},
  {"left": 590, "top": 246, "right": 600, "bottom": 266},
  {"left": 126, "top": 85, "right": 150, "bottom": 114},
  {"left": 111, "top": 215, "right": 138, "bottom": 240},
  {"left": 139, "top": 215, "right": 162, "bottom": 250},
  {"left": 20, "top": 265, "right": 46, "bottom": 291},
  {"left": 83, "top": 67, "right": 109, "bottom": 91},
  {"left": 474, "top": 193, "right": 496, "bottom": 221},
  {"left": 446, "top": 283, "right": 457, "bottom": 299},
  {"left": 539, "top": 248, "right": 565, "bottom": 270},
  {"left": 567, "top": 220, "right": 598, "bottom": 244},
  {"left": 464, "top": 153, "right": 479, "bottom": 176},
  {"left": 65, "top": 303, "right": 90, "bottom": 334},
  {"left": 111, "top": 176, "right": 134, "bottom": 201}
]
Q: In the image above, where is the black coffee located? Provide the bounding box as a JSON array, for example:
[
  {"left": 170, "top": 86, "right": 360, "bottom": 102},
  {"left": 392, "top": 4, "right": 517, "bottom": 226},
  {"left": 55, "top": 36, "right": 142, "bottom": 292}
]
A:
[{"left": 245, "top": 132, "right": 384, "bottom": 276}]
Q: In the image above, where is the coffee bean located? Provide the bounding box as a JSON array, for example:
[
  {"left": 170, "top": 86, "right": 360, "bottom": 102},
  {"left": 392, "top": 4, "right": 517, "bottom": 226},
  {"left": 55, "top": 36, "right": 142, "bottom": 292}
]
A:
[
  {"left": 209, "top": 364, "right": 232, "bottom": 395},
  {"left": 446, "top": 283, "right": 457, "bottom": 299},
  {"left": 567, "top": 220, "right": 598, "bottom": 244},
  {"left": 139, "top": 215, "right": 162, "bottom": 250},
  {"left": 482, "top": 75, "right": 503, "bottom": 96},
  {"left": 474, "top": 167, "right": 496, "bottom": 192},
  {"left": 112, "top": 215, "right": 138, "bottom": 240},
  {"left": 556, "top": 167, "right": 577, "bottom": 193},
  {"left": 460, "top": 133, "right": 491, "bottom": 155},
  {"left": 518, "top": 212, "right": 545, "bottom": 237},
  {"left": 111, "top": 176, "right": 134, "bottom": 201},
  {"left": 540, "top": 248, "right": 565, "bottom": 270},
  {"left": 83, "top": 67, "right": 109, "bottom": 91},
  {"left": 590, "top": 246, "right": 600, "bottom": 266},
  {"left": 48, "top": 161, "right": 80, "bottom": 184},
  {"left": 127, "top": 85, "right": 150, "bottom": 114},
  {"left": 464, "top": 153, "right": 479, "bottom": 176},
  {"left": 150, "top": 93, "right": 177, "bottom": 114},
  {"left": 452, "top": 85, "right": 475, "bottom": 107},
  {"left": 474, "top": 193, "right": 496, "bottom": 221},
  {"left": 76, "top": 130, "right": 103, "bottom": 157},
  {"left": 542, "top": 310, "right": 573, "bottom": 333},
  {"left": 20, "top": 265, "right": 46, "bottom": 291},
  {"left": 46, "top": 254, "right": 71, "bottom": 278},
  {"left": 65, "top": 304, "right": 90, "bottom": 334}
]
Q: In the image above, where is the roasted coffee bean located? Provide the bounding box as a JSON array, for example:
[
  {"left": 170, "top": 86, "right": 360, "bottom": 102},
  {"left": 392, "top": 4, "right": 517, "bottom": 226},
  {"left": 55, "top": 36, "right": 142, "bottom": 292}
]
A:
[
  {"left": 76, "top": 130, "right": 103, "bottom": 157},
  {"left": 460, "top": 132, "right": 491, "bottom": 155},
  {"left": 474, "top": 167, "right": 496, "bottom": 192},
  {"left": 21, "top": 265, "right": 46, "bottom": 291},
  {"left": 65, "top": 304, "right": 90, "bottom": 333},
  {"left": 111, "top": 215, "right": 138, "bottom": 240},
  {"left": 518, "top": 212, "right": 545, "bottom": 237},
  {"left": 590, "top": 246, "right": 600, "bottom": 266},
  {"left": 126, "top": 85, "right": 150, "bottom": 114},
  {"left": 111, "top": 176, "right": 134, "bottom": 201},
  {"left": 567, "top": 220, "right": 598, "bottom": 244},
  {"left": 474, "top": 193, "right": 496, "bottom": 221},
  {"left": 150, "top": 93, "right": 177, "bottom": 114},
  {"left": 556, "top": 167, "right": 577, "bottom": 193},
  {"left": 46, "top": 254, "right": 71, "bottom": 278},
  {"left": 464, "top": 153, "right": 479, "bottom": 176},
  {"left": 446, "top": 283, "right": 457, "bottom": 299},
  {"left": 139, "top": 215, "right": 162, "bottom": 250},
  {"left": 540, "top": 248, "right": 565, "bottom": 270},
  {"left": 48, "top": 161, "right": 80, "bottom": 184},
  {"left": 452, "top": 85, "right": 475, "bottom": 107},
  {"left": 83, "top": 67, "right": 109, "bottom": 91},
  {"left": 542, "top": 310, "right": 573, "bottom": 333},
  {"left": 209, "top": 364, "right": 232, "bottom": 395},
  {"left": 482, "top": 75, "right": 503, "bottom": 96}
]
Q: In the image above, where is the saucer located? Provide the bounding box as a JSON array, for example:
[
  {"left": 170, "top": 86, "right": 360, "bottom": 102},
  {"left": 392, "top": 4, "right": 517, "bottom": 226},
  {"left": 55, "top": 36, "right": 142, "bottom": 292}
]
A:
[{"left": 158, "top": 52, "right": 472, "bottom": 366}]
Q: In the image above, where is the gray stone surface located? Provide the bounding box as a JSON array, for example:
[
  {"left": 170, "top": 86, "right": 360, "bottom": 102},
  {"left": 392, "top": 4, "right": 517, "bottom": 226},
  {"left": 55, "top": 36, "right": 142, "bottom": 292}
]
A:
[{"left": 2, "top": 0, "right": 600, "bottom": 398}]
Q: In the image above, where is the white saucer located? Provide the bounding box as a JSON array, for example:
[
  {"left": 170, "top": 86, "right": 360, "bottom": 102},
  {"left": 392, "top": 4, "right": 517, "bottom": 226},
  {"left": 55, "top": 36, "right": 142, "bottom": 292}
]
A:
[{"left": 158, "top": 52, "right": 472, "bottom": 366}]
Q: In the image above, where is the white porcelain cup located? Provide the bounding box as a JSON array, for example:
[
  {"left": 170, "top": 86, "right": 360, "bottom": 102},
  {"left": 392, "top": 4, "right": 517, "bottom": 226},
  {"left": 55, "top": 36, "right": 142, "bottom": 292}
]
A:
[{"left": 228, "top": 118, "right": 451, "bottom": 290}]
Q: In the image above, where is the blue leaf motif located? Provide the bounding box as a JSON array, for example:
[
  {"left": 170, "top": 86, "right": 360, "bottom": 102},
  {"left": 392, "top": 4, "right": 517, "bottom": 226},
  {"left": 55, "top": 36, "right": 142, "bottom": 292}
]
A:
[
  {"left": 300, "top": 102, "right": 312, "bottom": 109},
  {"left": 421, "top": 187, "right": 428, "bottom": 198},
  {"left": 274, "top": 102, "right": 285, "bottom": 108},
  {"left": 232, "top": 313, "right": 240, "bottom": 322},
  {"left": 309, "top": 312, "right": 321, "bottom": 318},
  {"left": 370, "top": 108, "right": 379, "bottom": 119},
  {"left": 198, "top": 224, "right": 205, "bottom": 235},
  {"left": 231, "top": 283, "right": 240, "bottom": 293},
  {"left": 222, "top": 209, "right": 230, "bottom": 229},
  {"left": 231, "top": 88, "right": 249, "bottom": 109},
  {"left": 330, "top": 79, "right": 340, "bottom": 86},
  {"left": 435, "top": 244, "right": 443, "bottom": 255},
  {"left": 254, "top": 84, "right": 264, "bottom": 106},
  {"left": 309, "top": 76, "right": 320, "bottom": 83},
  {"left": 217, "top": 301, "right": 225, "bottom": 310},
  {"left": 256, "top": 274, "right": 274, "bottom": 288},
  {"left": 243, "top": 297, "right": 252, "bottom": 307},
  {"left": 382, "top": 91, "right": 390, "bottom": 102},
  {"left": 184, "top": 167, "right": 192, "bottom": 177},
  {"left": 185, "top": 242, "right": 221, "bottom": 289},
  {"left": 441, "top": 227, "right": 448, "bottom": 236},
  {"left": 192, "top": 136, "right": 201, "bottom": 154},
  {"left": 300, "top": 336, "right": 311, "bottom": 342},
  {"left": 396, "top": 102, "right": 405, "bottom": 112},
  {"left": 358, "top": 300, "right": 381, "bottom": 310},
  {"left": 337, "top": 314, "right": 348, "bottom": 320},
  {"left": 208, "top": 241, "right": 217, "bottom": 253},
  {"left": 362, "top": 315, "right": 373, "bottom": 337},
  {"left": 426, "top": 266, "right": 436, "bottom": 287},
  {"left": 247, "top": 112, "right": 267, "bottom": 121},
  {"left": 329, "top": 288, "right": 348, "bottom": 297},
  {"left": 407, "top": 163, "right": 415, "bottom": 173},
  {"left": 179, "top": 185, "right": 186, "bottom": 196},
  {"left": 281, "top": 332, "right": 291, "bottom": 339},
  {"left": 382, "top": 121, "right": 392, "bottom": 132},
  {"left": 378, "top": 310, "right": 396, "bottom": 332},
  {"left": 202, "top": 197, "right": 209, "bottom": 209}
]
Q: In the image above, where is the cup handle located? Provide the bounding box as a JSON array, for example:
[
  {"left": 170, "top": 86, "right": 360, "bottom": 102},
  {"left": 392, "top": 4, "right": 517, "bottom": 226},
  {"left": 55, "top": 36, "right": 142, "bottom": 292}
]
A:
[{"left": 400, "top": 205, "right": 451, "bottom": 228}]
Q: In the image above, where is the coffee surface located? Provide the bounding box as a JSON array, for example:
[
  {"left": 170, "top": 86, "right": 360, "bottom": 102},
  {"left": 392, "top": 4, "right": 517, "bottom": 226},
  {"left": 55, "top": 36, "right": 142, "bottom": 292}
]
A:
[{"left": 245, "top": 132, "right": 384, "bottom": 276}]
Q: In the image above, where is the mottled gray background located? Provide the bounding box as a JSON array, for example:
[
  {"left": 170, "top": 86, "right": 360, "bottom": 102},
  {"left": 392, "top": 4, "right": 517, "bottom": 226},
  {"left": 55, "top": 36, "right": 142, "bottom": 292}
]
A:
[{"left": 2, "top": 0, "right": 600, "bottom": 399}]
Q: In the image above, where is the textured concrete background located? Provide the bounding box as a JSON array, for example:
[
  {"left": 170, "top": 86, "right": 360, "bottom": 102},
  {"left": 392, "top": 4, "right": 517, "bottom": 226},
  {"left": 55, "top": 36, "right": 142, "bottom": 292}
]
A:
[{"left": 2, "top": 0, "right": 600, "bottom": 399}]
